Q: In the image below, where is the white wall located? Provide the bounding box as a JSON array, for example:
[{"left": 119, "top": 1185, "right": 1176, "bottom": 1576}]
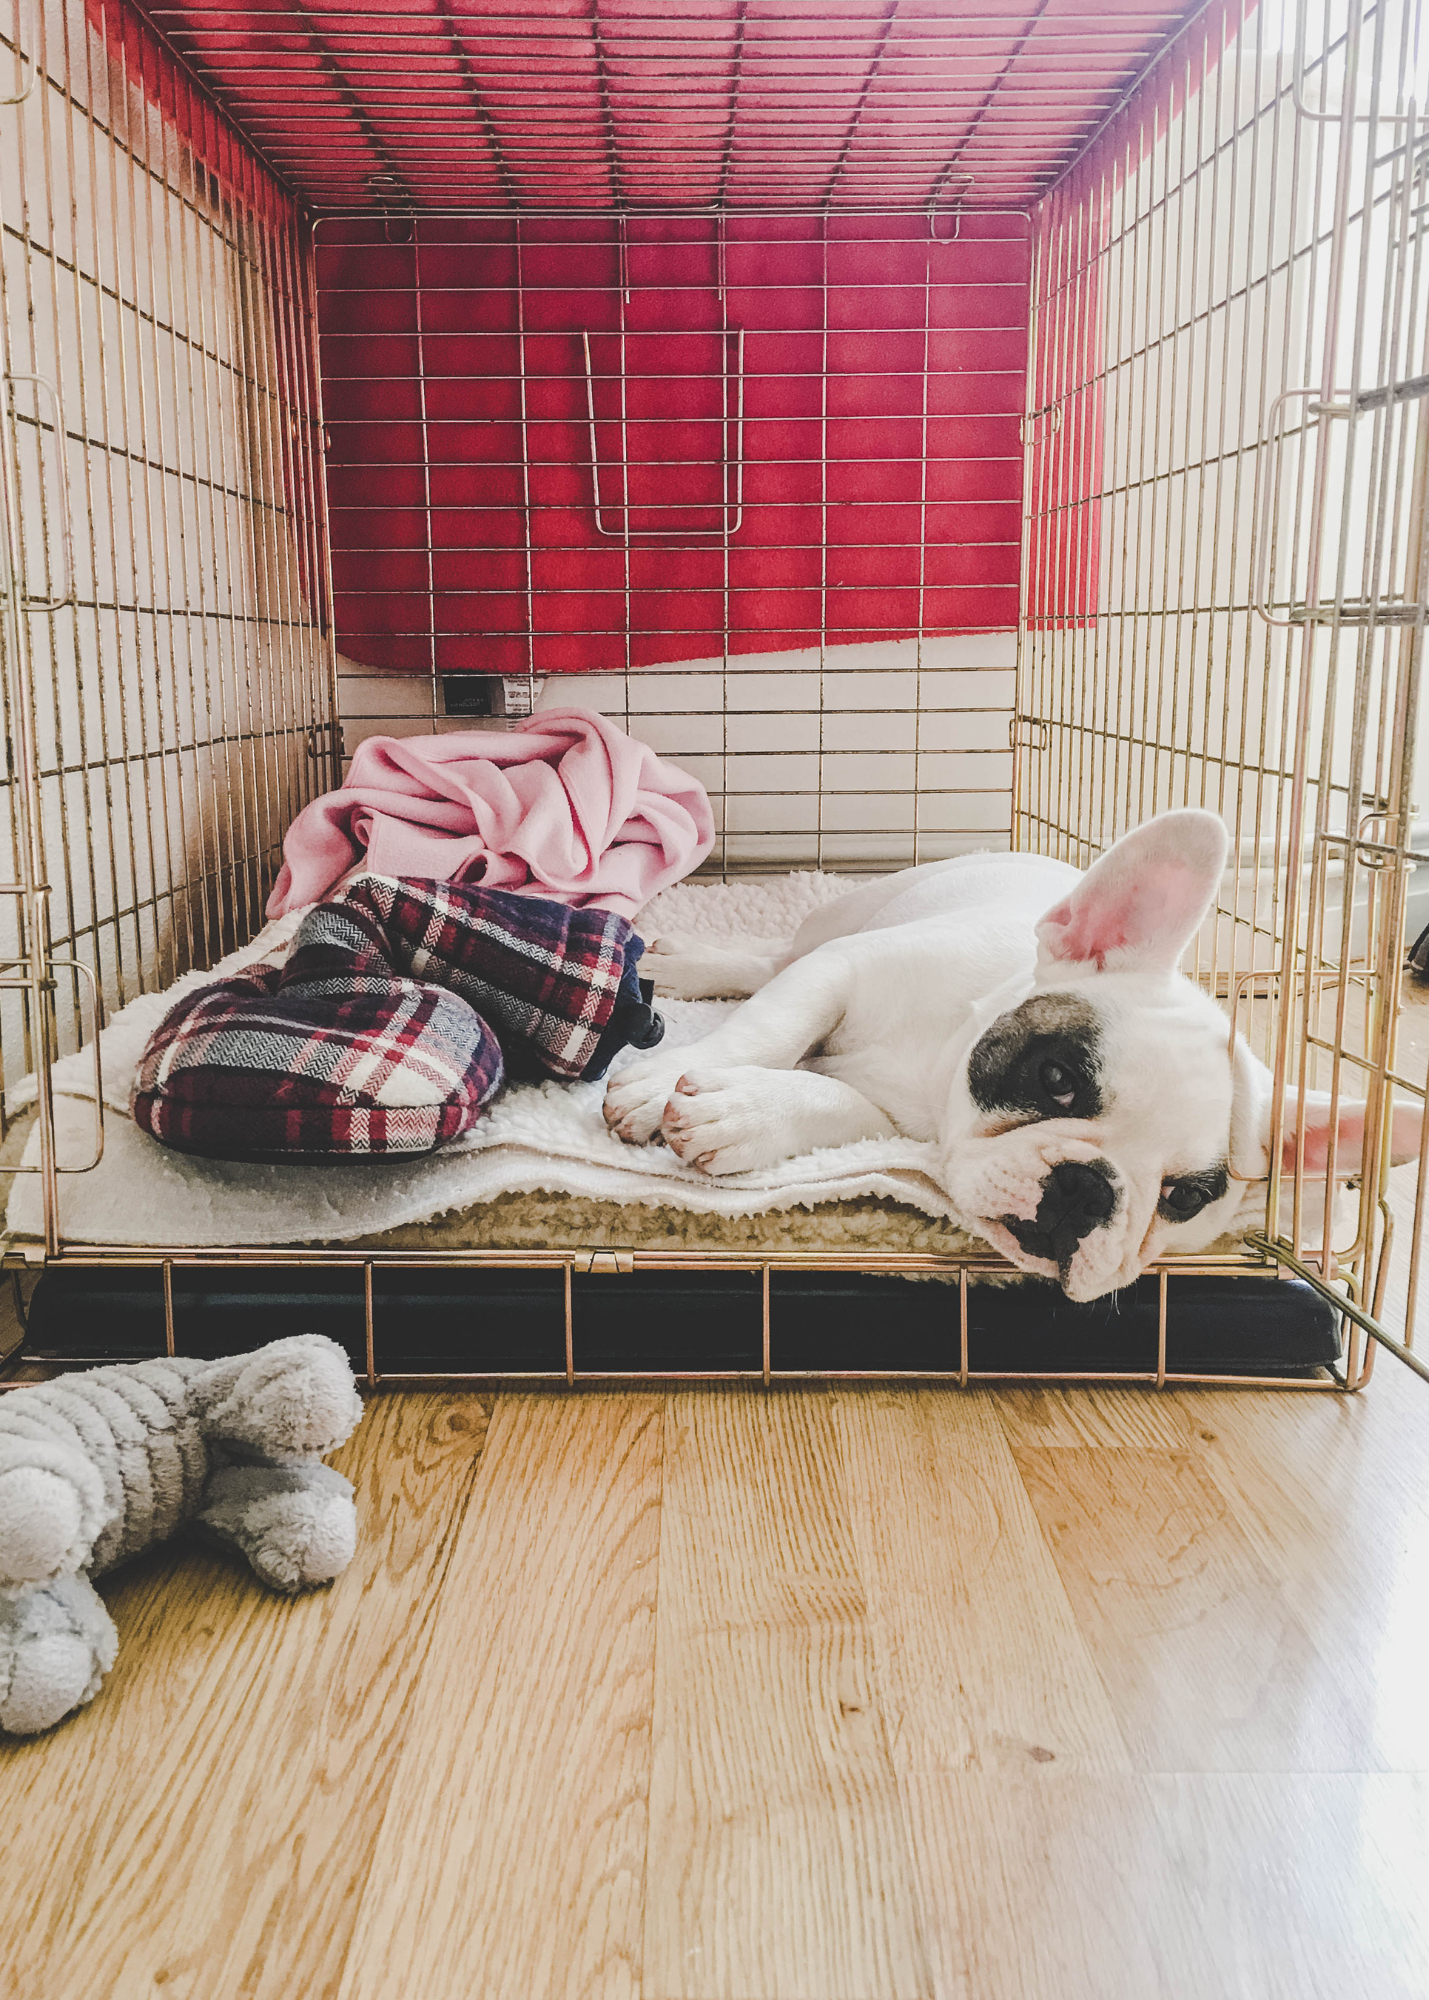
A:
[{"left": 336, "top": 631, "right": 1016, "bottom": 871}]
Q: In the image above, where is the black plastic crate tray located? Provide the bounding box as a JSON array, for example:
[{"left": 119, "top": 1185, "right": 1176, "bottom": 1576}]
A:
[{"left": 21, "top": 1263, "right": 1340, "bottom": 1379}]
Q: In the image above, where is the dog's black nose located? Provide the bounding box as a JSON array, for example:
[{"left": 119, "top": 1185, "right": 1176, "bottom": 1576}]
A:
[
  {"left": 1002, "top": 1158, "right": 1118, "bottom": 1269},
  {"left": 1044, "top": 1160, "right": 1117, "bottom": 1233}
]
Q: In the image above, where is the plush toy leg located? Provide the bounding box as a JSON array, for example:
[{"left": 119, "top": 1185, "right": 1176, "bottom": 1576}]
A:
[
  {"left": 195, "top": 1336, "right": 364, "bottom": 1463},
  {"left": 196, "top": 1461, "right": 357, "bottom": 1594},
  {"left": 0, "top": 1574, "right": 119, "bottom": 1736}
]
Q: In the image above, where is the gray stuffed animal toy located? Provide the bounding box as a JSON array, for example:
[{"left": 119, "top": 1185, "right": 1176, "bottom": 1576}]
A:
[{"left": 0, "top": 1334, "right": 364, "bottom": 1735}]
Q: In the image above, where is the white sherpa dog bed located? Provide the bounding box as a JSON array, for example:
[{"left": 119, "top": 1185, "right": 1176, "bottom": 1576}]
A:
[{"left": 5, "top": 873, "right": 968, "bottom": 1250}]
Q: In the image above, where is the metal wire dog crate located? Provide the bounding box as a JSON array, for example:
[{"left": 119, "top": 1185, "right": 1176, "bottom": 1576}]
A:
[{"left": 0, "top": 0, "right": 1426, "bottom": 1390}]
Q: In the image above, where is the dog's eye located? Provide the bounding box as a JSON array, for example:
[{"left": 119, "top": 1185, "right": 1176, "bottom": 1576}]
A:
[
  {"left": 1039, "top": 1059, "right": 1078, "bottom": 1110},
  {"left": 1160, "top": 1180, "right": 1210, "bottom": 1219}
]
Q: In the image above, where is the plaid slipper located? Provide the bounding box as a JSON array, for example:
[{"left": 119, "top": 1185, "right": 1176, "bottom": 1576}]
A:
[
  {"left": 342, "top": 876, "right": 660, "bottom": 1084},
  {"left": 132, "top": 876, "right": 663, "bottom": 1162}
]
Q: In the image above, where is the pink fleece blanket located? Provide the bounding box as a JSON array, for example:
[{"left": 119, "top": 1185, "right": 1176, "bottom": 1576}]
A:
[{"left": 267, "top": 707, "right": 714, "bottom": 919}]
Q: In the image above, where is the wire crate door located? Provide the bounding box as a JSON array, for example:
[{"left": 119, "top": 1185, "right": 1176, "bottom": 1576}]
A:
[{"left": 1017, "top": 0, "right": 1429, "bottom": 1388}]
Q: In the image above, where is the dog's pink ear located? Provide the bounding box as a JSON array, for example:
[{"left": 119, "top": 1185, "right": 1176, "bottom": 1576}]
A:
[
  {"left": 1280, "top": 1092, "right": 1424, "bottom": 1176},
  {"left": 1035, "top": 810, "right": 1228, "bottom": 978}
]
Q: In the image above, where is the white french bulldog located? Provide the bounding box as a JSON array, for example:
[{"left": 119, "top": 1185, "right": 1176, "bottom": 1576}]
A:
[{"left": 603, "top": 810, "right": 1423, "bottom": 1301}]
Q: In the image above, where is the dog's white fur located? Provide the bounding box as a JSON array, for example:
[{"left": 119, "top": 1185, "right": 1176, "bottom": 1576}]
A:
[{"left": 604, "top": 811, "right": 1422, "bottom": 1300}]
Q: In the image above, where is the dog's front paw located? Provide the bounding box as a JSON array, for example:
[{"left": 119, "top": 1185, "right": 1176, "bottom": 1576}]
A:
[
  {"left": 659, "top": 1067, "right": 794, "bottom": 1176},
  {"left": 602, "top": 1051, "right": 689, "bottom": 1144}
]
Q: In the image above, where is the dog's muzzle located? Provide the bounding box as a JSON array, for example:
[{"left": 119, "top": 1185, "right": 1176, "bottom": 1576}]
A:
[{"left": 1001, "top": 1158, "right": 1119, "bottom": 1269}]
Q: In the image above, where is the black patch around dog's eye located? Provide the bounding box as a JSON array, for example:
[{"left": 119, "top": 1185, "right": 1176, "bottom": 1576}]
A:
[
  {"left": 968, "top": 994, "right": 1103, "bottom": 1123},
  {"left": 1157, "top": 1163, "right": 1229, "bottom": 1223}
]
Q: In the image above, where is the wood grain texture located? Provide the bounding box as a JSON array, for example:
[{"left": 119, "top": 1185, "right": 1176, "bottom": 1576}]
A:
[
  {"left": 997, "top": 1371, "right": 1429, "bottom": 1773},
  {"left": 900, "top": 1771, "right": 1429, "bottom": 2000},
  {"left": 833, "top": 1387, "right": 1130, "bottom": 1776},
  {"left": 1150, "top": 1773, "right": 1429, "bottom": 2000},
  {"left": 335, "top": 1390, "right": 665, "bottom": 2000},
  {"left": 1192, "top": 1372, "right": 1429, "bottom": 1773},
  {"left": 900, "top": 1771, "right": 1203, "bottom": 2000},
  {"left": 995, "top": 1383, "right": 1211, "bottom": 1452},
  {"left": 642, "top": 1388, "right": 930, "bottom": 2000},
  {"left": 0, "top": 1392, "right": 492, "bottom": 2000},
  {"left": 4, "top": 1376, "right": 1429, "bottom": 2000},
  {"left": 1013, "top": 1444, "right": 1382, "bottom": 1774}
]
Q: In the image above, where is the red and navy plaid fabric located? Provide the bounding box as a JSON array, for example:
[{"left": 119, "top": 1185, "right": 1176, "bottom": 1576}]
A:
[
  {"left": 132, "top": 876, "right": 660, "bottom": 1162},
  {"left": 348, "top": 876, "right": 645, "bottom": 1084}
]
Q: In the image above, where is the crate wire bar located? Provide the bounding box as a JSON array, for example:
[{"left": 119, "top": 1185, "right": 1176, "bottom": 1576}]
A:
[
  {"left": 1, "top": 0, "right": 1427, "bottom": 1390},
  {"left": 136, "top": 3, "right": 1207, "bottom": 214}
]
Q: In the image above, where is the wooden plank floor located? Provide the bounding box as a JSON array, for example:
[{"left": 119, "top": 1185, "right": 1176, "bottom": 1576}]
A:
[{"left": 3, "top": 1371, "right": 1429, "bottom": 2000}]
